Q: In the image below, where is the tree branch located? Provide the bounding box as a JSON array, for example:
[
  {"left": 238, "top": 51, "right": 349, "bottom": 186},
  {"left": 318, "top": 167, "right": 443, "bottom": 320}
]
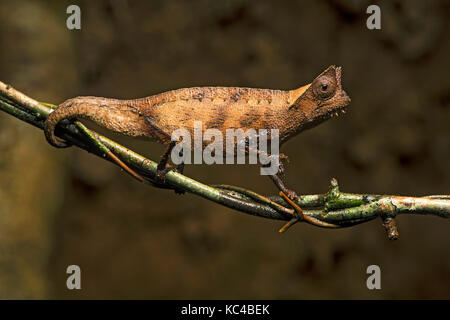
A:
[{"left": 1, "top": 80, "right": 449, "bottom": 239}]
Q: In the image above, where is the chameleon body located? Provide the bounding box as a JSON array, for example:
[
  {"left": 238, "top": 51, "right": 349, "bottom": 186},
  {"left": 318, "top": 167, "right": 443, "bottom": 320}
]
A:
[{"left": 44, "top": 65, "right": 350, "bottom": 150}]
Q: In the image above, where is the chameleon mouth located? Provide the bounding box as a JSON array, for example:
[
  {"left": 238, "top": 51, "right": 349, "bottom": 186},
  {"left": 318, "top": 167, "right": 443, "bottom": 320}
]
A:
[
  {"left": 328, "top": 105, "right": 347, "bottom": 118},
  {"left": 327, "top": 90, "right": 350, "bottom": 118}
]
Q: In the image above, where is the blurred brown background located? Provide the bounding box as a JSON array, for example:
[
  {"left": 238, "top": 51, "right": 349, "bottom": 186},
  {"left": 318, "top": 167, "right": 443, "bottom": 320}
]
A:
[{"left": 0, "top": 0, "right": 449, "bottom": 299}]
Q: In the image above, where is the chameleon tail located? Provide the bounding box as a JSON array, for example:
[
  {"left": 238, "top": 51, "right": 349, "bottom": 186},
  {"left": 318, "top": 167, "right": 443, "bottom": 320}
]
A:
[
  {"left": 44, "top": 98, "right": 79, "bottom": 148},
  {"left": 44, "top": 96, "right": 151, "bottom": 148}
]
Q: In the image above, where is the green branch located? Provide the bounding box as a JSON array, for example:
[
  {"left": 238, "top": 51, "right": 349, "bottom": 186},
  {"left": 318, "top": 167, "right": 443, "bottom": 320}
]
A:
[{"left": 1, "top": 80, "right": 449, "bottom": 239}]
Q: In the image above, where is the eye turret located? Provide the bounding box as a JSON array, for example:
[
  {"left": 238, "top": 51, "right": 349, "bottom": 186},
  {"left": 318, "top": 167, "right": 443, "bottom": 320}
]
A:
[{"left": 312, "top": 74, "right": 337, "bottom": 100}]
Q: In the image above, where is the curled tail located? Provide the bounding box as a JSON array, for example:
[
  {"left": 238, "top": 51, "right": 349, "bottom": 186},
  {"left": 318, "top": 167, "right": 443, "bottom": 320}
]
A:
[
  {"left": 44, "top": 96, "right": 154, "bottom": 148},
  {"left": 44, "top": 98, "right": 82, "bottom": 148}
]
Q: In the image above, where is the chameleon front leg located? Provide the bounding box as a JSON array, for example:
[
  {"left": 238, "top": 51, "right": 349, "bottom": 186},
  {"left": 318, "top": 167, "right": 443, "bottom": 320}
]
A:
[
  {"left": 240, "top": 136, "right": 296, "bottom": 200},
  {"left": 269, "top": 172, "right": 298, "bottom": 201},
  {"left": 257, "top": 149, "right": 304, "bottom": 225},
  {"left": 80, "top": 123, "right": 184, "bottom": 191},
  {"left": 260, "top": 152, "right": 298, "bottom": 200}
]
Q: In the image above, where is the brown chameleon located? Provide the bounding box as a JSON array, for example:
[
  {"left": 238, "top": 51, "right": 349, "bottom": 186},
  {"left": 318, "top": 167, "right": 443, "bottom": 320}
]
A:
[{"left": 44, "top": 65, "right": 350, "bottom": 204}]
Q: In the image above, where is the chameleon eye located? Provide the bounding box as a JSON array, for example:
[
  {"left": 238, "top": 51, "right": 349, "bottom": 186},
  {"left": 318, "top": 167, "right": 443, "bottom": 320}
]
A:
[{"left": 312, "top": 75, "right": 336, "bottom": 100}]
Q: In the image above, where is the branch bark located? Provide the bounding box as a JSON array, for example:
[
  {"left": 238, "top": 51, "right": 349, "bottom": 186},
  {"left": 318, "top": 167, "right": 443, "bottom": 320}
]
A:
[{"left": 1, "top": 80, "right": 449, "bottom": 239}]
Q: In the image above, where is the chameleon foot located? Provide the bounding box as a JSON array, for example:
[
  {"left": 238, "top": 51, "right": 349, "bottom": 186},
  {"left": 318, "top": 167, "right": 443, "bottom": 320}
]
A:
[
  {"left": 154, "top": 164, "right": 185, "bottom": 195},
  {"left": 155, "top": 141, "right": 176, "bottom": 184},
  {"left": 155, "top": 145, "right": 185, "bottom": 194},
  {"left": 284, "top": 189, "right": 298, "bottom": 201},
  {"left": 280, "top": 190, "right": 303, "bottom": 217},
  {"left": 155, "top": 166, "right": 172, "bottom": 184},
  {"left": 268, "top": 170, "right": 299, "bottom": 201}
]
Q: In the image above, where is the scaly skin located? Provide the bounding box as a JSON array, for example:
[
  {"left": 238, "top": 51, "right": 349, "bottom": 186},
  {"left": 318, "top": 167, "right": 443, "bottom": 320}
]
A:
[{"left": 44, "top": 65, "right": 350, "bottom": 149}]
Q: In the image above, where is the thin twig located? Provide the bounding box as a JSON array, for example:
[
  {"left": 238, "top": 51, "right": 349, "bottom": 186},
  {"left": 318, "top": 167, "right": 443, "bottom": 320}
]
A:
[{"left": 0, "top": 80, "right": 449, "bottom": 239}]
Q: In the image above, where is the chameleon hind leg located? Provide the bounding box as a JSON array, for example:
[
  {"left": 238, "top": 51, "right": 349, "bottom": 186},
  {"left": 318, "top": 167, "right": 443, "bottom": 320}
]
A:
[
  {"left": 144, "top": 116, "right": 185, "bottom": 192},
  {"left": 81, "top": 124, "right": 182, "bottom": 190},
  {"left": 155, "top": 141, "right": 176, "bottom": 183},
  {"left": 155, "top": 141, "right": 185, "bottom": 194}
]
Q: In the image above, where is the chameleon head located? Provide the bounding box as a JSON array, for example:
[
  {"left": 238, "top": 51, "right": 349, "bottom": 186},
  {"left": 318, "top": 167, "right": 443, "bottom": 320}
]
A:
[{"left": 303, "top": 65, "right": 351, "bottom": 121}]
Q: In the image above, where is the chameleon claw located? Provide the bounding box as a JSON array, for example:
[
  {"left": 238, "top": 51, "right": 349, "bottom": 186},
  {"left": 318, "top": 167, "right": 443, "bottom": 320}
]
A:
[
  {"left": 155, "top": 165, "right": 172, "bottom": 184},
  {"left": 285, "top": 190, "right": 298, "bottom": 202}
]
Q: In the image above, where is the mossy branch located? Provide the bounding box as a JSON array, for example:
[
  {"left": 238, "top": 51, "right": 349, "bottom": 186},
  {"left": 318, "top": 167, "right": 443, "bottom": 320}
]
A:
[{"left": 1, "top": 80, "right": 449, "bottom": 240}]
